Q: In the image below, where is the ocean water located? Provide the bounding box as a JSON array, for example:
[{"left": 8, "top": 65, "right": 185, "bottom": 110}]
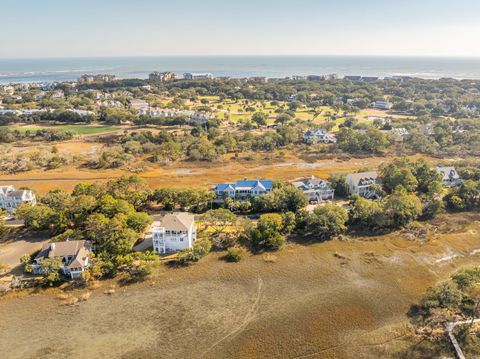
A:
[{"left": 1, "top": 56, "right": 480, "bottom": 84}]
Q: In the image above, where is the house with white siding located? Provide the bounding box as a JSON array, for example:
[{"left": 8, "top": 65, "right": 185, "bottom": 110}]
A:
[
  {"left": 372, "top": 100, "right": 392, "bottom": 110},
  {"left": 183, "top": 73, "right": 213, "bottom": 80},
  {"left": 345, "top": 171, "right": 381, "bottom": 199},
  {"left": 0, "top": 186, "right": 36, "bottom": 213},
  {"left": 151, "top": 213, "right": 197, "bottom": 254},
  {"left": 292, "top": 176, "right": 335, "bottom": 202},
  {"left": 436, "top": 166, "right": 463, "bottom": 187},
  {"left": 215, "top": 179, "right": 273, "bottom": 201},
  {"left": 303, "top": 129, "right": 337, "bottom": 144},
  {"left": 129, "top": 99, "right": 149, "bottom": 114}
]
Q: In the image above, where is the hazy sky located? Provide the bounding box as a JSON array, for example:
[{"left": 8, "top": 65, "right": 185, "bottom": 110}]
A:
[{"left": 2, "top": 0, "right": 480, "bottom": 58}]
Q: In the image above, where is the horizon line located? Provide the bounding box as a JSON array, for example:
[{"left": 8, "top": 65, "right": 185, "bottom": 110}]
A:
[{"left": 2, "top": 54, "right": 480, "bottom": 60}]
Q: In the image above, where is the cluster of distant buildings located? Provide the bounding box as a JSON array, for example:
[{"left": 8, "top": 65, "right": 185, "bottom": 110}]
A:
[
  {"left": 128, "top": 98, "right": 214, "bottom": 122},
  {"left": 77, "top": 74, "right": 117, "bottom": 84},
  {"left": 148, "top": 72, "right": 214, "bottom": 82},
  {"left": 0, "top": 108, "right": 95, "bottom": 117},
  {"left": 292, "top": 74, "right": 338, "bottom": 81}
]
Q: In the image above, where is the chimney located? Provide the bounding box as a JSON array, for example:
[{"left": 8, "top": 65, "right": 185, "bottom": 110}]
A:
[{"left": 50, "top": 243, "right": 56, "bottom": 251}]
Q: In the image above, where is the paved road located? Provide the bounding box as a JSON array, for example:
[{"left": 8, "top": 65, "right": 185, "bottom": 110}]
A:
[{"left": 0, "top": 237, "right": 49, "bottom": 271}]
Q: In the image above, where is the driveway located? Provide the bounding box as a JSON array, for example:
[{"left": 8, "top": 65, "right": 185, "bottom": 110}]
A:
[{"left": 0, "top": 236, "right": 50, "bottom": 273}]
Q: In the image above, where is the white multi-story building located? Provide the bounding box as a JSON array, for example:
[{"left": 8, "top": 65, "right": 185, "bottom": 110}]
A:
[
  {"left": 34, "top": 91, "right": 46, "bottom": 101},
  {"left": 0, "top": 109, "right": 21, "bottom": 116},
  {"left": 129, "top": 99, "right": 150, "bottom": 115},
  {"left": 183, "top": 73, "right": 213, "bottom": 80},
  {"left": 97, "top": 100, "right": 123, "bottom": 108},
  {"left": 381, "top": 127, "right": 409, "bottom": 141},
  {"left": 1, "top": 85, "right": 15, "bottom": 95},
  {"left": 151, "top": 213, "right": 197, "bottom": 254},
  {"left": 292, "top": 176, "right": 335, "bottom": 202},
  {"left": 149, "top": 108, "right": 215, "bottom": 123},
  {"left": 149, "top": 71, "right": 177, "bottom": 82},
  {"left": 214, "top": 179, "right": 273, "bottom": 201},
  {"left": 345, "top": 171, "right": 381, "bottom": 199},
  {"left": 372, "top": 100, "right": 392, "bottom": 110},
  {"left": 51, "top": 90, "right": 65, "bottom": 99},
  {"left": 303, "top": 129, "right": 337, "bottom": 144},
  {"left": 436, "top": 166, "right": 463, "bottom": 187},
  {"left": 0, "top": 186, "right": 36, "bottom": 213}
]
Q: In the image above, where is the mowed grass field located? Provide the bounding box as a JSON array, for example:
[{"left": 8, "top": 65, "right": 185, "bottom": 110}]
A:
[
  {"left": 7, "top": 124, "right": 122, "bottom": 135},
  {"left": 1, "top": 212, "right": 480, "bottom": 358},
  {"left": 196, "top": 96, "right": 402, "bottom": 128}
]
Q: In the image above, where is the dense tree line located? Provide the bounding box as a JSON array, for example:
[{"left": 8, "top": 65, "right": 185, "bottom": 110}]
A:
[{"left": 18, "top": 176, "right": 153, "bottom": 279}]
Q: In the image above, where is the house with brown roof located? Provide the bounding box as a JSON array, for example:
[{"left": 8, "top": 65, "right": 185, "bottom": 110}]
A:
[
  {"left": 32, "top": 240, "right": 92, "bottom": 279},
  {"left": 151, "top": 213, "right": 197, "bottom": 254}
]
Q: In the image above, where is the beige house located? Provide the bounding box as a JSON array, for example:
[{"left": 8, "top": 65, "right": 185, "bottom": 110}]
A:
[
  {"left": 345, "top": 171, "right": 381, "bottom": 199},
  {"left": 32, "top": 240, "right": 92, "bottom": 279}
]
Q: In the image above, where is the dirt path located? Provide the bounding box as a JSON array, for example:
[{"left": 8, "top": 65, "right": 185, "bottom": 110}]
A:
[{"left": 199, "top": 276, "right": 264, "bottom": 358}]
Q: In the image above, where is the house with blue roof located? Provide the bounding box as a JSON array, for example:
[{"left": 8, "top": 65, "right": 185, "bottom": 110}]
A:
[{"left": 214, "top": 179, "right": 273, "bottom": 201}]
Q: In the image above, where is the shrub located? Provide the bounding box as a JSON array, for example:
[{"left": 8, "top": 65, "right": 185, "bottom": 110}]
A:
[
  {"left": 175, "top": 237, "right": 212, "bottom": 265},
  {"left": 225, "top": 247, "right": 245, "bottom": 262},
  {"left": 306, "top": 205, "right": 348, "bottom": 240},
  {"left": 250, "top": 213, "right": 286, "bottom": 251}
]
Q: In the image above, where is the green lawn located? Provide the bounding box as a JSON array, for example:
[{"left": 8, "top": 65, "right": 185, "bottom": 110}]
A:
[{"left": 8, "top": 124, "right": 122, "bottom": 135}]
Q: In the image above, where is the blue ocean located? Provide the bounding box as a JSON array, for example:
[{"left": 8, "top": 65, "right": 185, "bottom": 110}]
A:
[{"left": 1, "top": 56, "right": 480, "bottom": 83}]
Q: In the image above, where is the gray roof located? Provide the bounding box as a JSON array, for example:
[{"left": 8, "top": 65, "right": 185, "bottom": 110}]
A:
[
  {"left": 0, "top": 186, "right": 14, "bottom": 196},
  {"left": 293, "top": 176, "right": 331, "bottom": 190},
  {"left": 436, "top": 166, "right": 460, "bottom": 181},
  {"left": 8, "top": 190, "right": 27, "bottom": 199},
  {"left": 155, "top": 212, "right": 195, "bottom": 231},
  {"left": 347, "top": 171, "right": 379, "bottom": 186},
  {"left": 35, "top": 240, "right": 91, "bottom": 268}
]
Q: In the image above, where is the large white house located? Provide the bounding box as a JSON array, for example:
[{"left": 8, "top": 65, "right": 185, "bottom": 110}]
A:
[
  {"left": 149, "top": 71, "right": 177, "bottom": 82},
  {"left": 151, "top": 213, "right": 197, "bottom": 254},
  {"left": 292, "top": 176, "right": 335, "bottom": 202},
  {"left": 32, "top": 240, "right": 92, "bottom": 279},
  {"left": 436, "top": 166, "right": 463, "bottom": 187},
  {"left": 149, "top": 108, "right": 215, "bottom": 123},
  {"left": 183, "top": 73, "right": 213, "bottom": 80},
  {"left": 214, "top": 179, "right": 273, "bottom": 201},
  {"left": 0, "top": 186, "right": 36, "bottom": 213},
  {"left": 303, "top": 129, "right": 337, "bottom": 144},
  {"left": 372, "top": 100, "right": 392, "bottom": 110},
  {"left": 129, "top": 99, "right": 149, "bottom": 114},
  {"left": 345, "top": 171, "right": 381, "bottom": 199}
]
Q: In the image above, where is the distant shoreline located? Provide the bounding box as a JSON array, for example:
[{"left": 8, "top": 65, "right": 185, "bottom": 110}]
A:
[{"left": 1, "top": 55, "right": 480, "bottom": 83}]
